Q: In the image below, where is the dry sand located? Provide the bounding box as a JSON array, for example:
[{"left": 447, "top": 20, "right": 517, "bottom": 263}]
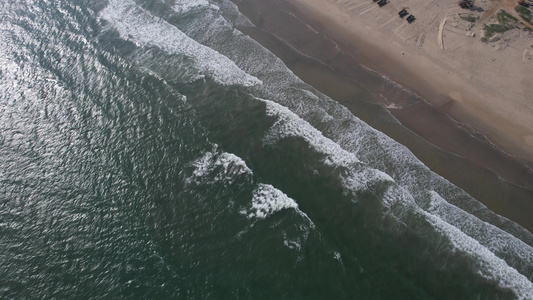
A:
[{"left": 284, "top": 0, "right": 533, "bottom": 165}]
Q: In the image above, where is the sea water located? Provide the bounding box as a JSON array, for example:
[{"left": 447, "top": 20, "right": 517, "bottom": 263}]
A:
[{"left": 1, "top": 0, "right": 532, "bottom": 298}]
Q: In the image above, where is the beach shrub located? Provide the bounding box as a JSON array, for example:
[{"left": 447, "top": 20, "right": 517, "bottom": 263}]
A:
[
  {"left": 497, "top": 10, "right": 519, "bottom": 24},
  {"left": 482, "top": 10, "right": 520, "bottom": 39},
  {"left": 483, "top": 24, "right": 512, "bottom": 38},
  {"left": 516, "top": 5, "right": 533, "bottom": 24}
]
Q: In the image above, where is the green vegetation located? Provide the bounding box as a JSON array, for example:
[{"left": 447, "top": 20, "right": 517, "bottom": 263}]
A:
[
  {"left": 496, "top": 10, "right": 519, "bottom": 24},
  {"left": 516, "top": 5, "right": 533, "bottom": 24},
  {"left": 460, "top": 15, "right": 478, "bottom": 23},
  {"left": 482, "top": 10, "right": 520, "bottom": 40},
  {"left": 524, "top": 26, "right": 533, "bottom": 31},
  {"left": 483, "top": 24, "right": 509, "bottom": 38}
]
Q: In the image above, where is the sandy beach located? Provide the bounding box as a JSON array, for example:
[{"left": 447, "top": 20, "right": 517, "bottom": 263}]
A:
[
  {"left": 283, "top": 0, "right": 533, "bottom": 166},
  {"left": 234, "top": 0, "right": 533, "bottom": 232}
]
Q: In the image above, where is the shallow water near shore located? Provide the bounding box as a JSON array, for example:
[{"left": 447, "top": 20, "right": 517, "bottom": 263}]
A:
[{"left": 1, "top": 0, "right": 533, "bottom": 298}]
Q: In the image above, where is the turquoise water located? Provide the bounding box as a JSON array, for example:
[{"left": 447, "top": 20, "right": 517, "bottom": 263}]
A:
[{"left": 1, "top": 0, "right": 532, "bottom": 298}]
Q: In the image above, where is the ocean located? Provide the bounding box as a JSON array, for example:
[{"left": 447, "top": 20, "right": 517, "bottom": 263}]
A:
[{"left": 1, "top": 0, "right": 532, "bottom": 298}]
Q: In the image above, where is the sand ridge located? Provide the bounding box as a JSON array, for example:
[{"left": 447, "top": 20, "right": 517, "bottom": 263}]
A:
[{"left": 285, "top": 0, "right": 533, "bottom": 165}]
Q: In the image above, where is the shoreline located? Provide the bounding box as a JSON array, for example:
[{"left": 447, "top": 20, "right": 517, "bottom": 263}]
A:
[
  {"left": 283, "top": 0, "right": 533, "bottom": 167},
  {"left": 234, "top": 0, "right": 533, "bottom": 233}
]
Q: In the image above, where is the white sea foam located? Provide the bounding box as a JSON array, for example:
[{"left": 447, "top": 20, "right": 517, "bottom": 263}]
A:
[
  {"left": 283, "top": 235, "right": 302, "bottom": 251},
  {"left": 333, "top": 251, "right": 341, "bottom": 260},
  {"left": 261, "top": 98, "right": 407, "bottom": 201},
  {"left": 240, "top": 184, "right": 314, "bottom": 258},
  {"left": 172, "top": 0, "right": 212, "bottom": 13},
  {"left": 425, "top": 191, "right": 533, "bottom": 277},
  {"left": 189, "top": 150, "right": 252, "bottom": 186},
  {"left": 243, "top": 184, "right": 298, "bottom": 219},
  {"left": 99, "top": 0, "right": 261, "bottom": 87},
  {"left": 424, "top": 211, "right": 533, "bottom": 299},
  {"left": 242, "top": 183, "right": 315, "bottom": 228},
  {"left": 262, "top": 98, "right": 360, "bottom": 167},
  {"left": 385, "top": 103, "right": 402, "bottom": 110}
]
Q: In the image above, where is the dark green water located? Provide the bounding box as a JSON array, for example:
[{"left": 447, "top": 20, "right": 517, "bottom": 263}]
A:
[{"left": 1, "top": 0, "right": 532, "bottom": 298}]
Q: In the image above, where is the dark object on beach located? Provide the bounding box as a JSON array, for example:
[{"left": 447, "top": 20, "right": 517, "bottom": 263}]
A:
[
  {"left": 458, "top": 0, "right": 474, "bottom": 8},
  {"left": 399, "top": 9, "right": 409, "bottom": 18},
  {"left": 378, "top": 0, "right": 388, "bottom": 7},
  {"left": 373, "top": 0, "right": 379, "bottom": 3},
  {"left": 518, "top": 0, "right": 531, "bottom": 7},
  {"left": 407, "top": 14, "right": 416, "bottom": 23}
]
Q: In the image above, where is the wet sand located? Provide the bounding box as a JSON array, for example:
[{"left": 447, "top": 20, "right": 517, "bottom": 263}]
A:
[{"left": 233, "top": 0, "right": 533, "bottom": 233}]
